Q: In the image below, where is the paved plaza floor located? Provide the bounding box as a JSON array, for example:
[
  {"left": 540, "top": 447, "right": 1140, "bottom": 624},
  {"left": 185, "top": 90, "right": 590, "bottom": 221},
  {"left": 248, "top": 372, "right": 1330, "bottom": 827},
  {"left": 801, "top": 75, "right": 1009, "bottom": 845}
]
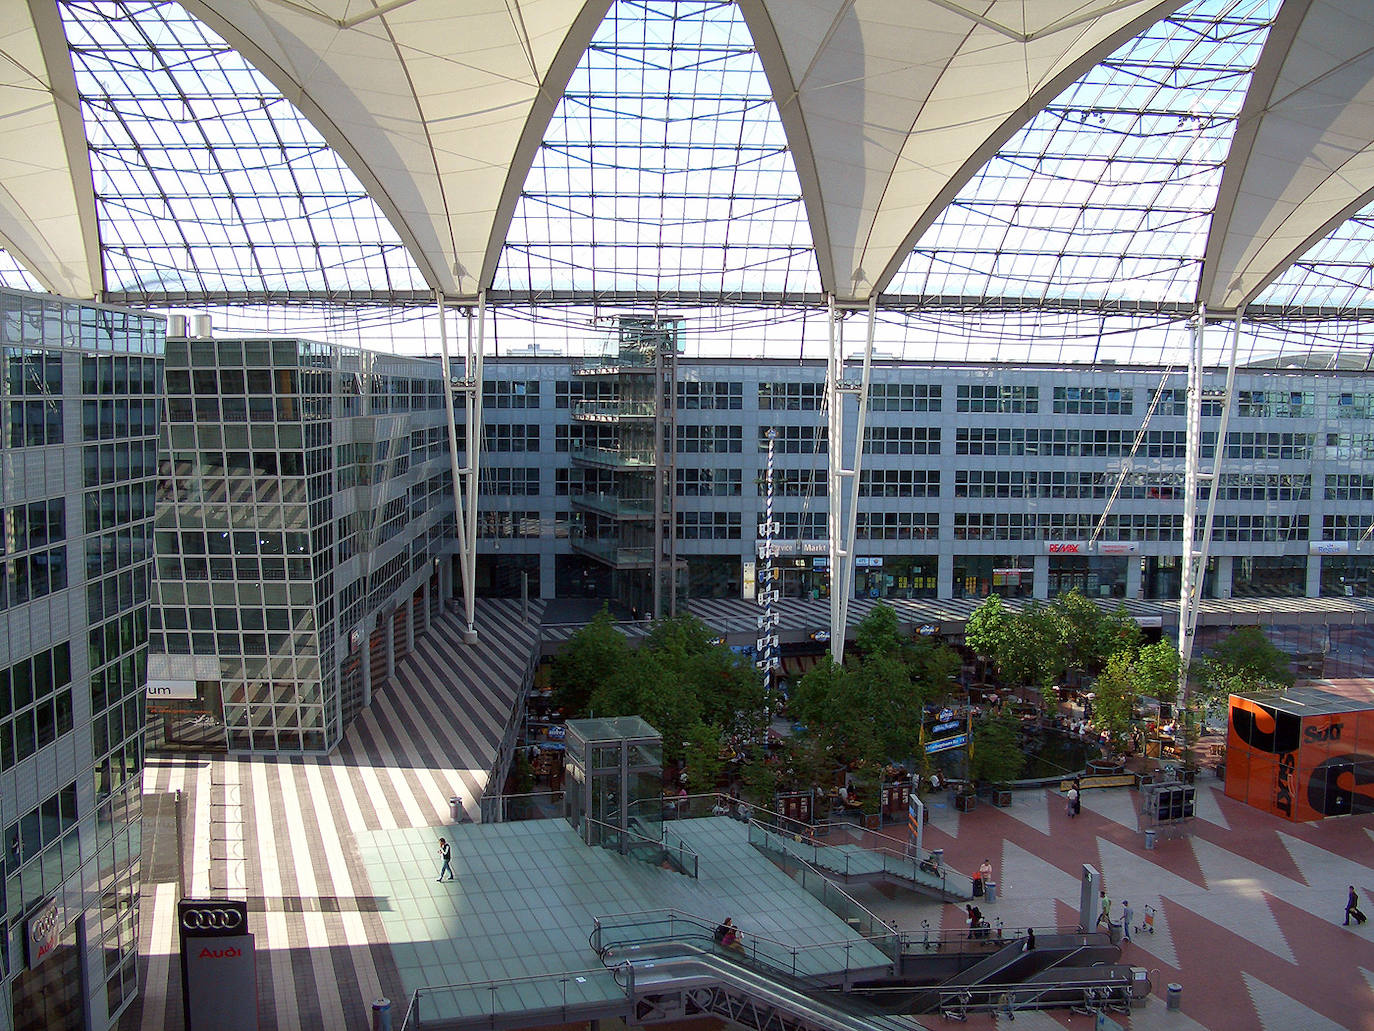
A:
[{"left": 121, "top": 601, "right": 1374, "bottom": 1030}]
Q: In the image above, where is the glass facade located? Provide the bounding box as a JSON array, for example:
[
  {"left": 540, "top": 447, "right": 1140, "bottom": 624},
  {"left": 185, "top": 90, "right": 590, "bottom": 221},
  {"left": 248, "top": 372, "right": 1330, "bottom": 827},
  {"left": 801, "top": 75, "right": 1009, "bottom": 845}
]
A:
[
  {"left": 150, "top": 336, "right": 453, "bottom": 753},
  {"left": 0, "top": 288, "right": 161, "bottom": 1031}
]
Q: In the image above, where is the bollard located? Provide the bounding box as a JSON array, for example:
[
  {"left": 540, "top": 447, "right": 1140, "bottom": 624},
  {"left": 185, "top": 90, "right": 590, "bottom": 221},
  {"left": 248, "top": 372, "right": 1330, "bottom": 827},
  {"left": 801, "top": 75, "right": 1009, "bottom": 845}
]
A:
[
  {"left": 1166, "top": 983, "right": 1182, "bottom": 1011},
  {"left": 372, "top": 997, "right": 392, "bottom": 1031}
]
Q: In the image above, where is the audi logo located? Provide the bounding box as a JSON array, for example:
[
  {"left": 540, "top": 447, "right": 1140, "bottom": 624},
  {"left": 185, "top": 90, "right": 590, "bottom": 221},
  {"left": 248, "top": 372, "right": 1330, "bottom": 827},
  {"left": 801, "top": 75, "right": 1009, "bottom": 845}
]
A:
[
  {"left": 29, "top": 908, "right": 58, "bottom": 941},
  {"left": 181, "top": 908, "right": 244, "bottom": 932}
]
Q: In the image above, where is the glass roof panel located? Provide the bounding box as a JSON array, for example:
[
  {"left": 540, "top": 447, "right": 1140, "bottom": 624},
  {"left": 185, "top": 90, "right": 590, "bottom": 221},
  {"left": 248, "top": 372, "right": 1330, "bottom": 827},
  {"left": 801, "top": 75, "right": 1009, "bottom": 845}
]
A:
[
  {"left": 1252, "top": 203, "right": 1374, "bottom": 311},
  {"left": 888, "top": 0, "right": 1277, "bottom": 305},
  {"left": 58, "top": 0, "right": 424, "bottom": 300},
  {"left": 0, "top": 253, "right": 44, "bottom": 294},
  {"left": 495, "top": 0, "right": 819, "bottom": 298}
]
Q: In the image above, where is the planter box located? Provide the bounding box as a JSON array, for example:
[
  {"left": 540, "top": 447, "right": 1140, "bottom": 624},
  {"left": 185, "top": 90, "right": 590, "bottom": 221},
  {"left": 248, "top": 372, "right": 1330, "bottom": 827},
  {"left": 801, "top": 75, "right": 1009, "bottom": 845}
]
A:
[
  {"left": 992, "top": 790, "right": 1013, "bottom": 807},
  {"left": 955, "top": 793, "right": 977, "bottom": 813}
]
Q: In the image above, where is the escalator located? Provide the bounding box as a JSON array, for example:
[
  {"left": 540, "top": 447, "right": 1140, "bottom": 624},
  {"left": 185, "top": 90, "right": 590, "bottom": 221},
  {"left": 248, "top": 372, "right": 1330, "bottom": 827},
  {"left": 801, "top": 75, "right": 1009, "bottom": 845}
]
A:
[{"left": 618, "top": 944, "right": 929, "bottom": 1031}]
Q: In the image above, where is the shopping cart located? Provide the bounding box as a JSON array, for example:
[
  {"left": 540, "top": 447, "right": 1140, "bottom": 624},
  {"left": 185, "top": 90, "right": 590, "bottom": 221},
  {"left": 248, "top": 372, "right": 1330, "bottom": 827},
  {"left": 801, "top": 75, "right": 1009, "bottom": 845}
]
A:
[{"left": 1136, "top": 904, "right": 1156, "bottom": 935}]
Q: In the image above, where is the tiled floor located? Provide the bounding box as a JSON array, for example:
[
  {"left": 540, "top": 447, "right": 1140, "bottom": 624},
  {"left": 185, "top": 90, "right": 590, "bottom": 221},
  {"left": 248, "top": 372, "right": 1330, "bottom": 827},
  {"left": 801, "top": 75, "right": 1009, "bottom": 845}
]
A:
[
  {"left": 358, "top": 817, "right": 889, "bottom": 1023},
  {"left": 123, "top": 597, "right": 1374, "bottom": 1030}
]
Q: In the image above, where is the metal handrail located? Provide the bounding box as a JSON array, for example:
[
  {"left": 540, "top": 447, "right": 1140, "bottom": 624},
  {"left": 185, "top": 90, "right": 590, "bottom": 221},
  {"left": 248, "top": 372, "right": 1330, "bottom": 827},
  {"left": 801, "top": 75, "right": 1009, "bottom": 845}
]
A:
[
  {"left": 398, "top": 965, "right": 618, "bottom": 1030},
  {"left": 747, "top": 807, "right": 977, "bottom": 897},
  {"left": 591, "top": 908, "right": 897, "bottom": 982}
]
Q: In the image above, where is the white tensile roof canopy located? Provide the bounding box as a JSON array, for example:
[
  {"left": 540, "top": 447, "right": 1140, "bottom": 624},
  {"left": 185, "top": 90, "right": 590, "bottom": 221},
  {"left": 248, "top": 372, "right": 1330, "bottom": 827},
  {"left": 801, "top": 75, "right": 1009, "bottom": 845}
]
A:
[{"left": 4, "top": 0, "right": 1374, "bottom": 315}]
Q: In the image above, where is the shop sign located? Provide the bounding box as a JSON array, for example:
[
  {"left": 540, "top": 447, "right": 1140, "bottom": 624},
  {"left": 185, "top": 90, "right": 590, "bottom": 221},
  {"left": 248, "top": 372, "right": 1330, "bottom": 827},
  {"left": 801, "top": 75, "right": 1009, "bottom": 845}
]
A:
[
  {"left": 25, "top": 898, "right": 63, "bottom": 968},
  {"left": 809, "top": 630, "right": 831, "bottom": 643},
  {"left": 992, "top": 567, "right": 1034, "bottom": 577},
  {"left": 1310, "top": 540, "right": 1349, "bottom": 555},
  {"left": 1047, "top": 542, "right": 1083, "bottom": 554},
  {"left": 1097, "top": 542, "right": 1140, "bottom": 555},
  {"left": 756, "top": 540, "right": 828, "bottom": 556},
  {"left": 148, "top": 679, "right": 197, "bottom": 700},
  {"left": 855, "top": 556, "right": 884, "bottom": 567},
  {"left": 917, "top": 624, "right": 939, "bottom": 636},
  {"left": 931, "top": 720, "right": 962, "bottom": 734},
  {"left": 926, "top": 733, "right": 969, "bottom": 754}
]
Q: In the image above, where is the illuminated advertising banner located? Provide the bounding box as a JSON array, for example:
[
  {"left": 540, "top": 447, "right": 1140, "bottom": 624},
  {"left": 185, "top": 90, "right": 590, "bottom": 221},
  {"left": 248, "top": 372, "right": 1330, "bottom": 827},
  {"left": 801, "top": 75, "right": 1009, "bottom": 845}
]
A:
[{"left": 1225, "top": 693, "right": 1374, "bottom": 821}]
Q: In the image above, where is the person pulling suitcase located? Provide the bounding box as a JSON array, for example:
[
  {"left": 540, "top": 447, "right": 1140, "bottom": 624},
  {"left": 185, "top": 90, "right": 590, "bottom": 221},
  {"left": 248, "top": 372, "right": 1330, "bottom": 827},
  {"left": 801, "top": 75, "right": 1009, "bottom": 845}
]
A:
[{"left": 1346, "top": 885, "right": 1367, "bottom": 927}]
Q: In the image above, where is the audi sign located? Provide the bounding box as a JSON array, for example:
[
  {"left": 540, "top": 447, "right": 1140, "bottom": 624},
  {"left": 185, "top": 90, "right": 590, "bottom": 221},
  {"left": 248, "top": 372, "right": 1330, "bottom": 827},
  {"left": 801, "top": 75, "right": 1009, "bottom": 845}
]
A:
[
  {"left": 179, "top": 898, "right": 258, "bottom": 1031},
  {"left": 180, "top": 905, "right": 245, "bottom": 934},
  {"left": 25, "top": 897, "right": 63, "bottom": 968}
]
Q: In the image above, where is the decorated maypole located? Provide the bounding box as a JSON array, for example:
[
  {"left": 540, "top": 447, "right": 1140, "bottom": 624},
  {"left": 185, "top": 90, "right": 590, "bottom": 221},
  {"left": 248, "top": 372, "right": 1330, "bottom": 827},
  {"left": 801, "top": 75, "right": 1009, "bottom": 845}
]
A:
[{"left": 756, "top": 427, "right": 781, "bottom": 717}]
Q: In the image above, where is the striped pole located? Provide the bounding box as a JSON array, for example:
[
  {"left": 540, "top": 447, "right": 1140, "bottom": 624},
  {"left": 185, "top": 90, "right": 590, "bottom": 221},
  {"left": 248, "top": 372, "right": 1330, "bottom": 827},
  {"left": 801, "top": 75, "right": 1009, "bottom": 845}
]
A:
[{"left": 756, "top": 428, "right": 780, "bottom": 717}]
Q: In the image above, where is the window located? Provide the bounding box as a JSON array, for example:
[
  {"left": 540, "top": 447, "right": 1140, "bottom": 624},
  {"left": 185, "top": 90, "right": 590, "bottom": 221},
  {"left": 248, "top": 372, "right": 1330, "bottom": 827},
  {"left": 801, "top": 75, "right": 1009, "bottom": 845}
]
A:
[
  {"left": 956, "top": 384, "right": 1038, "bottom": 413},
  {"left": 867, "top": 382, "right": 940, "bottom": 412},
  {"left": 758, "top": 382, "right": 824, "bottom": 410}
]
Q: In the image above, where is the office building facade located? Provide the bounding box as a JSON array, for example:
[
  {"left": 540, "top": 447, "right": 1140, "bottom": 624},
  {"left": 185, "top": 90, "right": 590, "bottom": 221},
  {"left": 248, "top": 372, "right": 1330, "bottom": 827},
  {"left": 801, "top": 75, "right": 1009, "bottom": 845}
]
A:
[
  {"left": 474, "top": 355, "right": 1374, "bottom": 608},
  {"left": 148, "top": 332, "right": 454, "bottom": 754},
  {"left": 0, "top": 288, "right": 162, "bottom": 1031}
]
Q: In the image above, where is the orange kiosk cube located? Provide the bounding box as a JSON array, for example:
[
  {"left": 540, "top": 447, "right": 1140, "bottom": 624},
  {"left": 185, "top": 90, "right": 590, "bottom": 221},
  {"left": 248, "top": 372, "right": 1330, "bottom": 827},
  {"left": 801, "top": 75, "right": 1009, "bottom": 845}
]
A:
[{"left": 1226, "top": 682, "right": 1374, "bottom": 822}]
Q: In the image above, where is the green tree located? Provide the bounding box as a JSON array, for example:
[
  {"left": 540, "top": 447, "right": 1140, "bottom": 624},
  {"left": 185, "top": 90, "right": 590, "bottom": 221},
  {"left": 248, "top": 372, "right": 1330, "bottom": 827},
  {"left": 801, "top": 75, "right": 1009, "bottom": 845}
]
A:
[
  {"left": 970, "top": 713, "right": 1025, "bottom": 786},
  {"left": 1050, "top": 589, "right": 1106, "bottom": 678},
  {"left": 964, "top": 594, "right": 1011, "bottom": 680},
  {"left": 551, "top": 608, "right": 630, "bottom": 714},
  {"left": 1201, "top": 626, "right": 1294, "bottom": 691},
  {"left": 681, "top": 721, "right": 726, "bottom": 794},
  {"left": 1001, "top": 601, "right": 1063, "bottom": 707},
  {"left": 854, "top": 602, "right": 903, "bottom": 658},
  {"left": 908, "top": 636, "right": 962, "bottom": 709},
  {"left": 1133, "top": 640, "right": 1180, "bottom": 702},
  {"left": 1090, "top": 650, "right": 1137, "bottom": 755}
]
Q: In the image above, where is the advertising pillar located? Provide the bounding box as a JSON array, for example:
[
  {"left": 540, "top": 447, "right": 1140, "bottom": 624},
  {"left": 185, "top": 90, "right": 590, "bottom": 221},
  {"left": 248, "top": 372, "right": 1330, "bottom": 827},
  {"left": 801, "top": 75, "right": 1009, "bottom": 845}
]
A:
[{"left": 178, "top": 898, "right": 259, "bottom": 1030}]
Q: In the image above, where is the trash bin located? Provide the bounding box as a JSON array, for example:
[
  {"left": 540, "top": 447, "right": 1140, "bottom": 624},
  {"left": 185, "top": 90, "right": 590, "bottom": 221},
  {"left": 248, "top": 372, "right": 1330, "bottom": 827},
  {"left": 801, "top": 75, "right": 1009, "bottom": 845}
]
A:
[
  {"left": 1144, "top": 828, "right": 1157, "bottom": 850},
  {"left": 984, "top": 879, "right": 997, "bottom": 903},
  {"left": 449, "top": 796, "right": 464, "bottom": 821},
  {"left": 372, "top": 998, "right": 392, "bottom": 1031},
  {"left": 1109, "top": 919, "right": 1123, "bottom": 945},
  {"left": 1166, "top": 983, "right": 1182, "bottom": 1010}
]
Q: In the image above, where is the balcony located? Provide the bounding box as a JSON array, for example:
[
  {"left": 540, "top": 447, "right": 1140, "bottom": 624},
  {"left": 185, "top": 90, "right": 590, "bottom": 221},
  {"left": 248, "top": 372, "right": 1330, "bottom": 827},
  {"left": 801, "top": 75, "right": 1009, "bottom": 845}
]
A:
[
  {"left": 570, "top": 492, "right": 655, "bottom": 520},
  {"left": 571, "top": 445, "right": 656, "bottom": 469},
  {"left": 575, "top": 349, "right": 657, "bottom": 376},
  {"left": 570, "top": 531, "right": 654, "bottom": 568},
  {"left": 571, "top": 400, "right": 656, "bottom": 422}
]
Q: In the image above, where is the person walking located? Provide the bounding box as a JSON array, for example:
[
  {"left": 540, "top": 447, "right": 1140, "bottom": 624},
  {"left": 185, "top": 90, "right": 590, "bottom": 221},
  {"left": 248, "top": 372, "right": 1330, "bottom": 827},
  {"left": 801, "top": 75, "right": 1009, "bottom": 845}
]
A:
[
  {"left": 1097, "top": 890, "right": 1111, "bottom": 928},
  {"left": 1121, "top": 900, "right": 1133, "bottom": 941},
  {"left": 1345, "top": 885, "right": 1366, "bottom": 926},
  {"left": 436, "top": 837, "right": 454, "bottom": 882},
  {"left": 1066, "top": 784, "right": 1079, "bottom": 818}
]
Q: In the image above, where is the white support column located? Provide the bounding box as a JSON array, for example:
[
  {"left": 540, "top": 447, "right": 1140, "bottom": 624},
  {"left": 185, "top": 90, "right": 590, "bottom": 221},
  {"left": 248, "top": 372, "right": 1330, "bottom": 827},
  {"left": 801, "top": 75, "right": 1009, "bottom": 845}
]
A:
[
  {"left": 440, "top": 292, "right": 486, "bottom": 645},
  {"left": 461, "top": 294, "right": 486, "bottom": 643},
  {"left": 826, "top": 296, "right": 877, "bottom": 665},
  {"left": 1178, "top": 306, "right": 1243, "bottom": 758},
  {"left": 438, "top": 292, "right": 472, "bottom": 638}
]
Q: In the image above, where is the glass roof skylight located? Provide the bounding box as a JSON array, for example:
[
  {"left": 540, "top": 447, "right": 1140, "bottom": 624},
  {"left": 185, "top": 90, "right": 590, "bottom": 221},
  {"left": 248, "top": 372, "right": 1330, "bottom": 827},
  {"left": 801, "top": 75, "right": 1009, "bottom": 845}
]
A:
[
  {"left": 889, "top": 0, "right": 1276, "bottom": 306},
  {"left": 495, "top": 0, "right": 818, "bottom": 300},
  {"left": 60, "top": 0, "right": 424, "bottom": 301}
]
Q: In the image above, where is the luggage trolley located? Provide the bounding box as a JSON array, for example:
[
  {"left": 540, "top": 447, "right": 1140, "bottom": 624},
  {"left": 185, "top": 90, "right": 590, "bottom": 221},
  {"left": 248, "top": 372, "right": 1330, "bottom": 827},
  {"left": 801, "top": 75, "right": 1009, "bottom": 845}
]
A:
[{"left": 1136, "top": 904, "right": 1156, "bottom": 935}]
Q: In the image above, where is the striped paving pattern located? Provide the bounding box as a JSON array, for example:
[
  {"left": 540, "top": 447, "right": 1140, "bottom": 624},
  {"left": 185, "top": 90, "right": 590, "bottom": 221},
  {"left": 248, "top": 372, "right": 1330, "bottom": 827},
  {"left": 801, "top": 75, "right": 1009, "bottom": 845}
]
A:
[{"left": 125, "top": 599, "right": 544, "bottom": 1031}]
